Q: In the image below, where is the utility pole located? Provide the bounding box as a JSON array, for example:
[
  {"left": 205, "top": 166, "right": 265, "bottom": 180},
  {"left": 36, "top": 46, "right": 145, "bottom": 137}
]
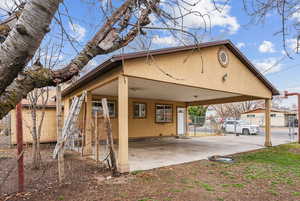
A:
[
  {"left": 16, "top": 102, "right": 24, "bottom": 192},
  {"left": 284, "top": 91, "right": 300, "bottom": 144}
]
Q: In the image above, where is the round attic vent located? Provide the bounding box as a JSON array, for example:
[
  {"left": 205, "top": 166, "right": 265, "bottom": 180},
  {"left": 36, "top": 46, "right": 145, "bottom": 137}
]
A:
[{"left": 218, "top": 47, "right": 229, "bottom": 67}]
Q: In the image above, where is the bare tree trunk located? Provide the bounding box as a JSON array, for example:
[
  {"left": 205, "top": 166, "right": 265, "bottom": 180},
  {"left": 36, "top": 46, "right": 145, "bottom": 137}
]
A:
[
  {"left": 26, "top": 87, "right": 49, "bottom": 169},
  {"left": 56, "top": 85, "right": 64, "bottom": 182},
  {"left": 31, "top": 104, "right": 40, "bottom": 169},
  {"left": 0, "top": 0, "right": 61, "bottom": 94},
  {"left": 0, "top": 0, "right": 157, "bottom": 120}
]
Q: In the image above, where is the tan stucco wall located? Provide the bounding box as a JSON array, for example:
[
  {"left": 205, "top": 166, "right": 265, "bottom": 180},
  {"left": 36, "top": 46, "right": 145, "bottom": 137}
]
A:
[
  {"left": 10, "top": 108, "right": 57, "bottom": 144},
  {"left": 88, "top": 95, "right": 185, "bottom": 140},
  {"left": 241, "top": 111, "right": 285, "bottom": 127},
  {"left": 123, "top": 45, "right": 272, "bottom": 99},
  {"left": 64, "top": 67, "right": 122, "bottom": 100}
]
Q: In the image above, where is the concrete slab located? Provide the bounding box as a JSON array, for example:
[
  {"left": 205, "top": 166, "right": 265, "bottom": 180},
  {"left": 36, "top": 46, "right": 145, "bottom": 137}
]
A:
[{"left": 127, "top": 134, "right": 296, "bottom": 171}]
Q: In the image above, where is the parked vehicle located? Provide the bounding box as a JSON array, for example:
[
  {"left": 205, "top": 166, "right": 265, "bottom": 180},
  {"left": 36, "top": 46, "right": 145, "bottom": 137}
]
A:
[{"left": 222, "top": 120, "right": 260, "bottom": 135}]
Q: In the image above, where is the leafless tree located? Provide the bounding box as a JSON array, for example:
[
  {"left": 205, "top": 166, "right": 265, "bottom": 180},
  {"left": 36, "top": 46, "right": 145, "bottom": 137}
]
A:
[
  {"left": 25, "top": 87, "right": 49, "bottom": 169},
  {"left": 212, "top": 100, "right": 264, "bottom": 120},
  {"left": 242, "top": 0, "right": 300, "bottom": 57},
  {"left": 0, "top": 0, "right": 226, "bottom": 120}
]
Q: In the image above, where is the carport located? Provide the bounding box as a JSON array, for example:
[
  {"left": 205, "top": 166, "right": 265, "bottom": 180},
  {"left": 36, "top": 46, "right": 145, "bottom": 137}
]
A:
[{"left": 62, "top": 40, "right": 279, "bottom": 173}]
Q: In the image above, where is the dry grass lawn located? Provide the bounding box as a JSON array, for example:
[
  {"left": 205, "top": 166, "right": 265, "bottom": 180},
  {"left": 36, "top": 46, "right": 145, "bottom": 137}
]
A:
[{"left": 2, "top": 143, "right": 300, "bottom": 201}]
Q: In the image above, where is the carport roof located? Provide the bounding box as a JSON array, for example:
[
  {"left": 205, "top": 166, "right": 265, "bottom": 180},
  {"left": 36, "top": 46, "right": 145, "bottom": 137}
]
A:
[{"left": 62, "top": 40, "right": 279, "bottom": 97}]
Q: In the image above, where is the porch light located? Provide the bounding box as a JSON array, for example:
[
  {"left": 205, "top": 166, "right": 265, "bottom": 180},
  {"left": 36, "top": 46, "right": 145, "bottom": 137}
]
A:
[{"left": 222, "top": 73, "right": 228, "bottom": 82}]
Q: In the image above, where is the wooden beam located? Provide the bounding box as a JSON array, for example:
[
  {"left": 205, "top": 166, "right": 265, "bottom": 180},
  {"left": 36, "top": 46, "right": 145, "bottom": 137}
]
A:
[
  {"left": 118, "top": 75, "right": 129, "bottom": 173},
  {"left": 56, "top": 85, "right": 65, "bottom": 183},
  {"left": 84, "top": 92, "right": 93, "bottom": 155},
  {"left": 187, "top": 95, "right": 260, "bottom": 106}
]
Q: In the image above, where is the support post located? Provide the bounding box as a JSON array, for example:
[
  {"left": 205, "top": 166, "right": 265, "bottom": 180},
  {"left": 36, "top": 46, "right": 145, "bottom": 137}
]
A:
[
  {"left": 16, "top": 103, "right": 24, "bottom": 192},
  {"left": 264, "top": 99, "right": 272, "bottom": 147},
  {"left": 56, "top": 86, "right": 64, "bottom": 183},
  {"left": 185, "top": 104, "right": 189, "bottom": 136},
  {"left": 95, "top": 111, "right": 99, "bottom": 162},
  {"left": 118, "top": 75, "right": 129, "bottom": 173},
  {"left": 84, "top": 92, "right": 93, "bottom": 155},
  {"left": 298, "top": 94, "right": 300, "bottom": 144}
]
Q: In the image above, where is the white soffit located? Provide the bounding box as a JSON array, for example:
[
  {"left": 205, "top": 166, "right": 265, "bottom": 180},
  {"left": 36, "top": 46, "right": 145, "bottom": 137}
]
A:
[{"left": 92, "top": 77, "right": 239, "bottom": 102}]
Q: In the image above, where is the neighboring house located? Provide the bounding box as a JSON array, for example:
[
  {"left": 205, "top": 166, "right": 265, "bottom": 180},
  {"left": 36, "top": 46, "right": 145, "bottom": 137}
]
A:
[
  {"left": 62, "top": 40, "right": 279, "bottom": 173},
  {"left": 241, "top": 108, "right": 297, "bottom": 127},
  {"left": 10, "top": 90, "right": 58, "bottom": 144}
]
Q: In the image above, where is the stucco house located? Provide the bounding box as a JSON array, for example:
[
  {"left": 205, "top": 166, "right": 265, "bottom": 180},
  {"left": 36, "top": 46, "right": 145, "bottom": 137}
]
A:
[
  {"left": 10, "top": 91, "right": 57, "bottom": 145},
  {"left": 241, "top": 107, "right": 298, "bottom": 127},
  {"left": 62, "top": 40, "right": 279, "bottom": 173}
]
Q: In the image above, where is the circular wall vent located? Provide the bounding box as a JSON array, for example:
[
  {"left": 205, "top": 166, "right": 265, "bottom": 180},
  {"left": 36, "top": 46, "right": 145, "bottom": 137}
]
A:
[{"left": 218, "top": 47, "right": 229, "bottom": 67}]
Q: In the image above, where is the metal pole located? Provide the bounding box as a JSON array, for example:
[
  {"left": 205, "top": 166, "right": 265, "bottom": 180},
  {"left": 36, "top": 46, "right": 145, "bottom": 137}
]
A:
[
  {"left": 298, "top": 94, "right": 300, "bottom": 143},
  {"left": 285, "top": 91, "right": 300, "bottom": 144},
  {"left": 16, "top": 103, "right": 24, "bottom": 192}
]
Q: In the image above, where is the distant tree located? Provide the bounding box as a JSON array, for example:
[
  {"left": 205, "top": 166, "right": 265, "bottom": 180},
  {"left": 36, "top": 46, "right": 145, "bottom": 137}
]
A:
[
  {"left": 188, "top": 106, "right": 208, "bottom": 117},
  {"left": 212, "top": 100, "right": 263, "bottom": 120}
]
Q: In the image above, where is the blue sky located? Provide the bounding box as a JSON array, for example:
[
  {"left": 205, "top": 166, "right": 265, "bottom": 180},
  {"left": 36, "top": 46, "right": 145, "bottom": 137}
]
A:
[{"left": 0, "top": 0, "right": 299, "bottom": 107}]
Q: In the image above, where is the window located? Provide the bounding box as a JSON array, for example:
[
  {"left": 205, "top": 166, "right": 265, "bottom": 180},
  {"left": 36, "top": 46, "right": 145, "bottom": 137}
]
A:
[
  {"left": 155, "top": 104, "right": 172, "bottom": 123},
  {"left": 133, "top": 103, "right": 146, "bottom": 118},
  {"left": 247, "top": 114, "right": 255, "bottom": 118},
  {"left": 92, "top": 100, "right": 116, "bottom": 117},
  {"left": 271, "top": 114, "right": 276, "bottom": 117}
]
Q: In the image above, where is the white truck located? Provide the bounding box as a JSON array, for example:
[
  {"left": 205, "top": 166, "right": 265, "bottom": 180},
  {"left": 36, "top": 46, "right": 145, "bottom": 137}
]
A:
[{"left": 222, "top": 120, "right": 260, "bottom": 135}]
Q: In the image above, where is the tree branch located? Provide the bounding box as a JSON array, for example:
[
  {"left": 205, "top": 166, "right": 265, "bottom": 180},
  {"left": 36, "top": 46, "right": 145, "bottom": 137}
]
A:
[{"left": 0, "top": 0, "right": 61, "bottom": 94}]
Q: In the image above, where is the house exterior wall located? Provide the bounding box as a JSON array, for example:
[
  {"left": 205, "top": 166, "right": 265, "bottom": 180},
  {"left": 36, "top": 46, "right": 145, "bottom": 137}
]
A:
[
  {"left": 88, "top": 95, "right": 186, "bottom": 140},
  {"left": 123, "top": 45, "right": 272, "bottom": 99},
  {"left": 10, "top": 107, "right": 57, "bottom": 144},
  {"left": 241, "top": 111, "right": 285, "bottom": 127}
]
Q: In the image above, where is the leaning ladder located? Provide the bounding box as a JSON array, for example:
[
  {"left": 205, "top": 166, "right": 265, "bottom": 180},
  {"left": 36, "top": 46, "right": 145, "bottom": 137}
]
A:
[{"left": 53, "top": 91, "right": 87, "bottom": 159}]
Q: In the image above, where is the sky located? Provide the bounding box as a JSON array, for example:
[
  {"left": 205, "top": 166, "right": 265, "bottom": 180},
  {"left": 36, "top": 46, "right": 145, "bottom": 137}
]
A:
[{"left": 0, "top": 0, "right": 300, "bottom": 107}]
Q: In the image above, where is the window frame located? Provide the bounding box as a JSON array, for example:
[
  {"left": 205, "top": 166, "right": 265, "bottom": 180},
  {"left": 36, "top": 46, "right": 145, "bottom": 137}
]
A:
[
  {"left": 92, "top": 100, "right": 117, "bottom": 118},
  {"left": 133, "top": 102, "right": 147, "bottom": 119},
  {"left": 155, "top": 104, "right": 173, "bottom": 123},
  {"left": 247, "top": 114, "right": 255, "bottom": 118}
]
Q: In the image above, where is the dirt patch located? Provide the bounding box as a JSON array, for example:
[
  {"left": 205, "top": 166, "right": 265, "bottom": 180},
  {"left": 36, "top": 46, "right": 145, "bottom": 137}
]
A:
[
  {"left": 0, "top": 146, "right": 109, "bottom": 200},
  {"left": 2, "top": 144, "right": 300, "bottom": 201}
]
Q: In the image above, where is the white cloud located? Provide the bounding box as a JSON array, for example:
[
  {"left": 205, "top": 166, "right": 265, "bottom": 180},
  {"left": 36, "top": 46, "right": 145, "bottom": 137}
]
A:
[
  {"left": 236, "top": 42, "right": 245, "bottom": 48},
  {"left": 152, "top": 35, "right": 179, "bottom": 46},
  {"left": 291, "top": 7, "right": 300, "bottom": 21},
  {"left": 287, "top": 38, "right": 299, "bottom": 53},
  {"left": 170, "top": 0, "right": 239, "bottom": 35},
  {"left": 68, "top": 22, "right": 86, "bottom": 41},
  {"left": 254, "top": 57, "right": 282, "bottom": 75},
  {"left": 259, "top": 41, "right": 275, "bottom": 53},
  {"left": 0, "top": 0, "right": 16, "bottom": 15},
  {"left": 0, "top": 0, "right": 16, "bottom": 13}
]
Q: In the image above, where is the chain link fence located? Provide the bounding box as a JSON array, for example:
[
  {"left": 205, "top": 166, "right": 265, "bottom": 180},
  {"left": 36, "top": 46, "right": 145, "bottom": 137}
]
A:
[
  {"left": 188, "top": 114, "right": 298, "bottom": 138},
  {"left": 0, "top": 114, "right": 11, "bottom": 149},
  {"left": 188, "top": 116, "right": 223, "bottom": 136}
]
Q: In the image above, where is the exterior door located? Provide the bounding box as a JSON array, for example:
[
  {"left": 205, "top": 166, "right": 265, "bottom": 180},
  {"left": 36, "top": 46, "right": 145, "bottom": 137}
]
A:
[{"left": 177, "top": 107, "right": 186, "bottom": 136}]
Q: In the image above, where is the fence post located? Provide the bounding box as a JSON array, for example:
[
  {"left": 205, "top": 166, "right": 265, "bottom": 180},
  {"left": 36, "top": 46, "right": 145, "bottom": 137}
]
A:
[
  {"left": 56, "top": 85, "right": 65, "bottom": 183},
  {"left": 16, "top": 103, "right": 24, "bottom": 192}
]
